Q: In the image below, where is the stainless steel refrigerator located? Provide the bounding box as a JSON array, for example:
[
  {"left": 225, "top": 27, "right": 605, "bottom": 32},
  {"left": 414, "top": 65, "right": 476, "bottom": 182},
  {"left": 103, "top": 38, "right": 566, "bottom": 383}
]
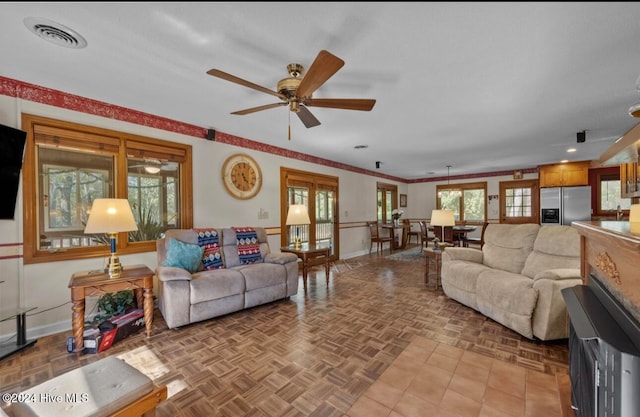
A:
[{"left": 540, "top": 186, "right": 591, "bottom": 226}]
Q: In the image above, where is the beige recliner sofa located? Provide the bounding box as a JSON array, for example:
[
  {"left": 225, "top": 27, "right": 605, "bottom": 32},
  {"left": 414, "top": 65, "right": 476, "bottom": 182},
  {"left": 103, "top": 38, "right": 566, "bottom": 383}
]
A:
[
  {"left": 440, "top": 223, "right": 582, "bottom": 341},
  {"left": 156, "top": 227, "right": 299, "bottom": 329}
]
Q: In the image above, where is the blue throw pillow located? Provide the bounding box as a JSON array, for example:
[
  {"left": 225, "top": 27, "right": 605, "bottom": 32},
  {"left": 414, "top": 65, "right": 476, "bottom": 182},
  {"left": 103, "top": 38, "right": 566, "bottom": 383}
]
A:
[{"left": 163, "top": 238, "right": 204, "bottom": 273}]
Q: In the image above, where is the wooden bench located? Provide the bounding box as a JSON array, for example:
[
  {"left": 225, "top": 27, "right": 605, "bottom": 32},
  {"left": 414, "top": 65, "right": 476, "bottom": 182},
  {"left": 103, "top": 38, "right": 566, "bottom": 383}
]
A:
[{"left": 5, "top": 356, "right": 167, "bottom": 417}]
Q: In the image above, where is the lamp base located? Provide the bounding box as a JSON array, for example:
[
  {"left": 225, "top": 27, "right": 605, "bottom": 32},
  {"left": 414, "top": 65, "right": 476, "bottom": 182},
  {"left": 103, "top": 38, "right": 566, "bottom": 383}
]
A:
[
  {"left": 105, "top": 254, "right": 122, "bottom": 278},
  {"left": 294, "top": 238, "right": 302, "bottom": 249}
]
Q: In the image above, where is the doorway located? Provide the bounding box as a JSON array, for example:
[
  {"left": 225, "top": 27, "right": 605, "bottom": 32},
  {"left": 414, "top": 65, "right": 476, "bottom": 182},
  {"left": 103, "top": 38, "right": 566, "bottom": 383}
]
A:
[
  {"left": 499, "top": 179, "right": 539, "bottom": 224},
  {"left": 281, "top": 167, "right": 339, "bottom": 260}
]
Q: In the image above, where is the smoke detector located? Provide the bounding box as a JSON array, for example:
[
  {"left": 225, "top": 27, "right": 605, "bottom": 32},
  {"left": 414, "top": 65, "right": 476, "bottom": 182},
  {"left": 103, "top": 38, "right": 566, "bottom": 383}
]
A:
[{"left": 23, "top": 17, "right": 87, "bottom": 49}]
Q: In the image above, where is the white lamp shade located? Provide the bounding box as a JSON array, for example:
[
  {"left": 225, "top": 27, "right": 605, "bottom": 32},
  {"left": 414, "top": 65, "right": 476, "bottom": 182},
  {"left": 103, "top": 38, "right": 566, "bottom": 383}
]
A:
[
  {"left": 630, "top": 204, "right": 640, "bottom": 234},
  {"left": 430, "top": 209, "right": 455, "bottom": 227},
  {"left": 286, "top": 204, "right": 311, "bottom": 226},
  {"left": 84, "top": 198, "right": 138, "bottom": 234}
]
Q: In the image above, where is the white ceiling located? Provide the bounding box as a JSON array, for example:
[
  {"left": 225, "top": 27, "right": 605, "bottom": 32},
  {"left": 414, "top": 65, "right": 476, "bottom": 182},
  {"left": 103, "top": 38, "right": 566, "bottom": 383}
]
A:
[{"left": 3, "top": 2, "right": 640, "bottom": 180}]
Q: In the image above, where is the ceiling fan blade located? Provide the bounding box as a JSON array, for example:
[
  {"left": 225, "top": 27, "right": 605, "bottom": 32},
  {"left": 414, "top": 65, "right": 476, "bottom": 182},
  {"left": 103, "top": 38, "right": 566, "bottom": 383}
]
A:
[
  {"left": 231, "top": 102, "right": 287, "bottom": 115},
  {"left": 296, "top": 50, "right": 345, "bottom": 98},
  {"left": 305, "top": 98, "right": 376, "bottom": 111},
  {"left": 207, "top": 69, "right": 283, "bottom": 98},
  {"left": 297, "top": 105, "right": 321, "bottom": 128}
]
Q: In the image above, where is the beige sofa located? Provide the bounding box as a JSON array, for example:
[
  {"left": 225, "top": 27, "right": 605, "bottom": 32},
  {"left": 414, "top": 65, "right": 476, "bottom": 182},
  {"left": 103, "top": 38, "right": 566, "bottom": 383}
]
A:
[
  {"left": 441, "top": 223, "right": 582, "bottom": 341},
  {"left": 155, "top": 227, "right": 299, "bottom": 329}
]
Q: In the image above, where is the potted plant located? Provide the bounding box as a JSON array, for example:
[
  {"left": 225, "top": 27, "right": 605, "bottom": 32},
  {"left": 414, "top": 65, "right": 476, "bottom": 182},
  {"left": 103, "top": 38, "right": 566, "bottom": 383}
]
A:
[
  {"left": 87, "top": 290, "right": 136, "bottom": 326},
  {"left": 391, "top": 209, "right": 404, "bottom": 226}
]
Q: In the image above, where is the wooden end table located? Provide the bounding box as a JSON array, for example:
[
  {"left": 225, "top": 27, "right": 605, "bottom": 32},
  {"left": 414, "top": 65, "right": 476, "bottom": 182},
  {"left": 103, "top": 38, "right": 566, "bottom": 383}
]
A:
[
  {"left": 281, "top": 243, "right": 331, "bottom": 292},
  {"left": 424, "top": 247, "right": 444, "bottom": 290},
  {"left": 68, "top": 264, "right": 154, "bottom": 353}
]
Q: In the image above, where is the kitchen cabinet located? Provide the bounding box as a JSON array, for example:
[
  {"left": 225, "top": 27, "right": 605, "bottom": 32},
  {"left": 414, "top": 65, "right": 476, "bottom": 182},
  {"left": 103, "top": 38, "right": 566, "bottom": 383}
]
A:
[
  {"left": 599, "top": 123, "right": 640, "bottom": 200},
  {"left": 538, "top": 161, "right": 590, "bottom": 187},
  {"left": 620, "top": 161, "right": 640, "bottom": 198}
]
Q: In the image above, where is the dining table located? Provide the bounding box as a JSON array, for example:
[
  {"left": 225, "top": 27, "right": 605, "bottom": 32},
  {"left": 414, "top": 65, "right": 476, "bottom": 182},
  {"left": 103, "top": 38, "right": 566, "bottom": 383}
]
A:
[
  {"left": 428, "top": 224, "right": 477, "bottom": 247},
  {"left": 381, "top": 222, "right": 411, "bottom": 249}
]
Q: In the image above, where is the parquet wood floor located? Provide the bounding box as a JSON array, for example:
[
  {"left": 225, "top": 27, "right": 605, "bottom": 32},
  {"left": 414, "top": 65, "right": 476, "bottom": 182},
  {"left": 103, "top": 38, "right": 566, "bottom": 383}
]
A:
[{"left": 0, "top": 246, "right": 574, "bottom": 416}]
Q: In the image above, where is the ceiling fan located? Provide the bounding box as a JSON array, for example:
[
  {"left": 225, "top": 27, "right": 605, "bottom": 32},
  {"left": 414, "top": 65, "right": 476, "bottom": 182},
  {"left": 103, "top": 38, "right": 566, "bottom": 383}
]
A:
[
  {"left": 129, "top": 158, "right": 177, "bottom": 174},
  {"left": 206, "top": 50, "right": 376, "bottom": 138}
]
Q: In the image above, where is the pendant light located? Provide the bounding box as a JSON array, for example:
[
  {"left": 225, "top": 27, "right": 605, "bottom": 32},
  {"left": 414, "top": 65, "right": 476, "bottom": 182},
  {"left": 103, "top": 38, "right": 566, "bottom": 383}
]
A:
[{"left": 438, "top": 165, "right": 462, "bottom": 198}]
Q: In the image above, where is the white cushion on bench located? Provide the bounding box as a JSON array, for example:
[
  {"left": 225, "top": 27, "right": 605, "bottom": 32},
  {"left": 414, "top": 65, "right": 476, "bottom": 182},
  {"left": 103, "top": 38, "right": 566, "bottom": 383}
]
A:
[{"left": 12, "top": 356, "right": 152, "bottom": 417}]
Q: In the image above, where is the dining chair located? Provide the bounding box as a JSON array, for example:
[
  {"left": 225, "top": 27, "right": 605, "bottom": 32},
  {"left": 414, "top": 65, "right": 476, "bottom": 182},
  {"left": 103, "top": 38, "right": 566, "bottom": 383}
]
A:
[
  {"left": 367, "top": 221, "right": 393, "bottom": 255},
  {"left": 418, "top": 220, "right": 435, "bottom": 248},
  {"left": 405, "top": 219, "right": 421, "bottom": 245},
  {"left": 463, "top": 222, "right": 489, "bottom": 248}
]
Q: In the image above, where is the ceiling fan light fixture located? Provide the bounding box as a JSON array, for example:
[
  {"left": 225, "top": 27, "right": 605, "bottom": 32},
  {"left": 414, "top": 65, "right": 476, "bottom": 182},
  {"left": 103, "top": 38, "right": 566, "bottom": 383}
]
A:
[
  {"left": 629, "top": 102, "right": 640, "bottom": 118},
  {"left": 144, "top": 165, "right": 161, "bottom": 174}
]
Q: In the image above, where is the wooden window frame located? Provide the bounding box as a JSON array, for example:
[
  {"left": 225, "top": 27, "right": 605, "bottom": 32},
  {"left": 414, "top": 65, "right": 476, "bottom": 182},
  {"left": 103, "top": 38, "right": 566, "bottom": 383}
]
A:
[
  {"left": 588, "top": 166, "right": 632, "bottom": 218},
  {"left": 436, "top": 181, "right": 487, "bottom": 224},
  {"left": 22, "top": 114, "right": 193, "bottom": 264},
  {"left": 377, "top": 182, "right": 398, "bottom": 224}
]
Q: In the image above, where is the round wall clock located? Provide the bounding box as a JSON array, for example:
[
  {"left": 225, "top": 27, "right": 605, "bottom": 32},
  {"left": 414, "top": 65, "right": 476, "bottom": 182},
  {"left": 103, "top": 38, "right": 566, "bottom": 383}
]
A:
[{"left": 222, "top": 153, "right": 263, "bottom": 200}]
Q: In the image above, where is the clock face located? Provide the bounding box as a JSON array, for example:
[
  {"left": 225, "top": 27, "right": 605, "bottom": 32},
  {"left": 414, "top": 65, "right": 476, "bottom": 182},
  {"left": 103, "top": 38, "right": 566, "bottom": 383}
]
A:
[{"left": 222, "top": 154, "right": 262, "bottom": 199}]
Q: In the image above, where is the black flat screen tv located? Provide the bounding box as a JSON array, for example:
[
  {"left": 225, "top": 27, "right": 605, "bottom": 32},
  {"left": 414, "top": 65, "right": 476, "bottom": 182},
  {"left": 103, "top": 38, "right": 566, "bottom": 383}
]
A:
[{"left": 0, "top": 124, "right": 27, "bottom": 220}]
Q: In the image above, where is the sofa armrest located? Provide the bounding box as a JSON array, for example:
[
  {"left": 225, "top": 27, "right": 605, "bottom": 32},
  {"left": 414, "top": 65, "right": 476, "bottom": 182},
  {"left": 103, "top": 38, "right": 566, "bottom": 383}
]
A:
[
  {"left": 265, "top": 252, "right": 298, "bottom": 265},
  {"left": 532, "top": 276, "right": 582, "bottom": 340},
  {"left": 156, "top": 266, "right": 193, "bottom": 282},
  {"left": 442, "top": 247, "right": 483, "bottom": 264},
  {"left": 533, "top": 268, "right": 581, "bottom": 282}
]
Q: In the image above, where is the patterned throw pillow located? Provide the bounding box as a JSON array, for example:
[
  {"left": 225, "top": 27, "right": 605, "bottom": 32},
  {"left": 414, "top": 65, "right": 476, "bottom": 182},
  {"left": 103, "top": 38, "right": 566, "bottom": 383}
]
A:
[
  {"left": 163, "top": 238, "right": 204, "bottom": 273},
  {"left": 233, "top": 227, "right": 262, "bottom": 265},
  {"left": 194, "top": 228, "right": 224, "bottom": 270}
]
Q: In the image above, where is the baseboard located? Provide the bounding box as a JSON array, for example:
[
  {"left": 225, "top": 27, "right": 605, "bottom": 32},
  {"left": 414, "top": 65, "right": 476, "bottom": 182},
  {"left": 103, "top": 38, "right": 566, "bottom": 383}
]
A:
[{"left": 0, "top": 319, "right": 71, "bottom": 344}]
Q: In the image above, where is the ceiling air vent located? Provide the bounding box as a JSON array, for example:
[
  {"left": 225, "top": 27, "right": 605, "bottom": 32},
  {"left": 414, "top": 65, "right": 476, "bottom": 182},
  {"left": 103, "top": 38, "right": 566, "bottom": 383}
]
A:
[{"left": 23, "top": 17, "right": 87, "bottom": 49}]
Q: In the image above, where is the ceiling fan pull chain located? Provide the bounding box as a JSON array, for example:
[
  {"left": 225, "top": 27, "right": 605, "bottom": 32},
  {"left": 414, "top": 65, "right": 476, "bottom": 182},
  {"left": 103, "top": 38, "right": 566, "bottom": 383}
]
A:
[{"left": 288, "top": 110, "right": 291, "bottom": 140}]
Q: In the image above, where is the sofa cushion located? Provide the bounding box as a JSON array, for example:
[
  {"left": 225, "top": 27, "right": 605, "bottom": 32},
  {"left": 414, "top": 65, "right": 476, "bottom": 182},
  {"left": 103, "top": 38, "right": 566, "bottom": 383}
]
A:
[
  {"left": 190, "top": 269, "right": 245, "bottom": 304},
  {"left": 521, "top": 225, "right": 580, "bottom": 279},
  {"left": 239, "top": 263, "right": 287, "bottom": 291},
  {"left": 163, "top": 238, "right": 204, "bottom": 273},
  {"left": 482, "top": 223, "right": 539, "bottom": 274},
  {"left": 440, "top": 260, "right": 495, "bottom": 311},
  {"left": 476, "top": 270, "right": 538, "bottom": 339},
  {"left": 441, "top": 260, "right": 493, "bottom": 294}
]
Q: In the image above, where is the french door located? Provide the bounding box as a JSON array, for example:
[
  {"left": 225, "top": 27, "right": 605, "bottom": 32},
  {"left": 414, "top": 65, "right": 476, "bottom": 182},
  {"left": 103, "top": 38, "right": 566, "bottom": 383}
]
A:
[
  {"left": 281, "top": 167, "right": 339, "bottom": 260},
  {"left": 376, "top": 182, "right": 398, "bottom": 223},
  {"left": 499, "top": 179, "right": 540, "bottom": 224}
]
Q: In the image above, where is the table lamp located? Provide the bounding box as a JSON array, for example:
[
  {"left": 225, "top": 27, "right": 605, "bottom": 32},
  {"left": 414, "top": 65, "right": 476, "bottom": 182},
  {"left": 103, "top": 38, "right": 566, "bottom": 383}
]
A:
[
  {"left": 630, "top": 204, "right": 640, "bottom": 234},
  {"left": 286, "top": 204, "right": 311, "bottom": 248},
  {"left": 84, "top": 198, "right": 138, "bottom": 278},
  {"left": 430, "top": 209, "right": 455, "bottom": 250}
]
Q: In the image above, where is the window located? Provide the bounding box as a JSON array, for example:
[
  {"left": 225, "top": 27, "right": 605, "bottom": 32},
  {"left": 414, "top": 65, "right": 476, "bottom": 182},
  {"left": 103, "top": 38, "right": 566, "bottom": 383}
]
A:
[
  {"left": 436, "top": 181, "right": 487, "bottom": 224},
  {"left": 22, "top": 114, "right": 193, "bottom": 264},
  {"left": 598, "top": 174, "right": 631, "bottom": 213},
  {"left": 377, "top": 182, "right": 398, "bottom": 223},
  {"left": 591, "top": 167, "right": 631, "bottom": 217}
]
